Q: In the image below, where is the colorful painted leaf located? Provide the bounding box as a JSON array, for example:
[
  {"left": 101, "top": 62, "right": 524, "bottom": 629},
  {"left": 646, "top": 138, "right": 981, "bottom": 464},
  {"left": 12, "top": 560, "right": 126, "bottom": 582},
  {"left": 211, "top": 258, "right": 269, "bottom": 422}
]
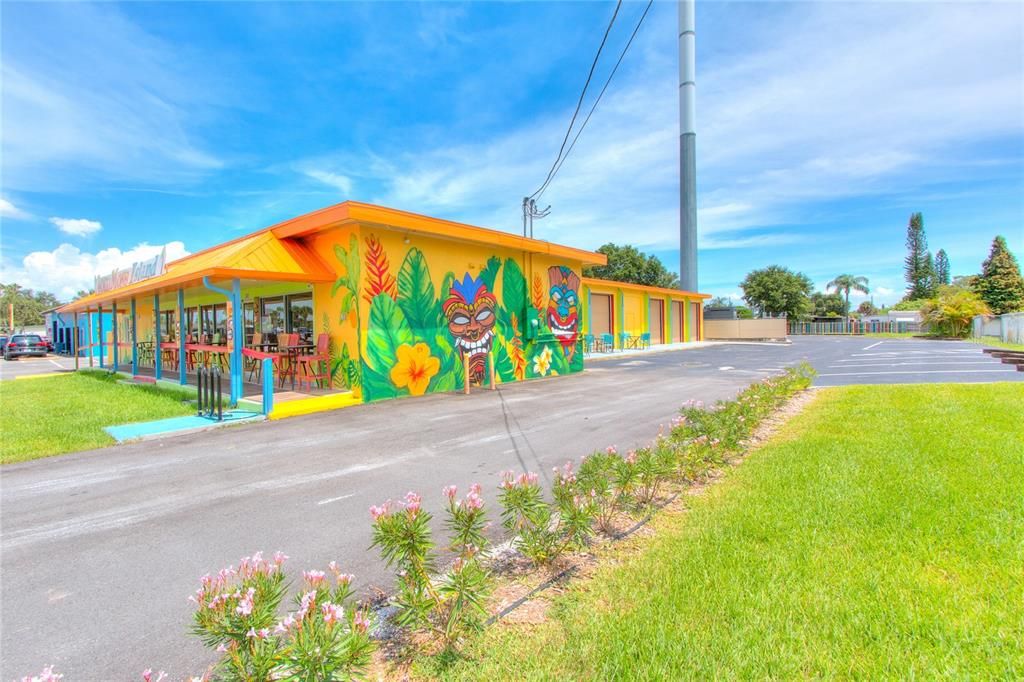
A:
[
  {"left": 364, "top": 294, "right": 414, "bottom": 381},
  {"left": 396, "top": 248, "right": 437, "bottom": 335},
  {"left": 479, "top": 256, "right": 501, "bottom": 294},
  {"left": 346, "top": 235, "right": 361, "bottom": 292},
  {"left": 433, "top": 333, "right": 462, "bottom": 391},
  {"left": 494, "top": 337, "right": 517, "bottom": 383},
  {"left": 502, "top": 258, "right": 527, "bottom": 326},
  {"left": 363, "top": 234, "right": 397, "bottom": 303},
  {"left": 436, "top": 271, "right": 456, "bottom": 328},
  {"left": 532, "top": 272, "right": 546, "bottom": 311},
  {"left": 361, "top": 364, "right": 399, "bottom": 402}
]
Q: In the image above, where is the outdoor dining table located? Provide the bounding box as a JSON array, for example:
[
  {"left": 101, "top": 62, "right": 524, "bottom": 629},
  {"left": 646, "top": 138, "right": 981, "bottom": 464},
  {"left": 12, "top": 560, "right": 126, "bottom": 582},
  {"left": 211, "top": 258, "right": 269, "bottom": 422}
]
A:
[
  {"left": 622, "top": 335, "right": 642, "bottom": 350},
  {"left": 159, "top": 341, "right": 180, "bottom": 370}
]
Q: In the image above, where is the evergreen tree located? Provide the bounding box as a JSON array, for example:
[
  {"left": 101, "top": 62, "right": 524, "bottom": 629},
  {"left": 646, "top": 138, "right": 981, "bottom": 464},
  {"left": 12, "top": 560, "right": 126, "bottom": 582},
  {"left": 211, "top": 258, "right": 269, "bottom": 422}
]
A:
[
  {"left": 922, "top": 251, "right": 937, "bottom": 298},
  {"left": 903, "top": 212, "right": 931, "bottom": 300},
  {"left": 975, "top": 236, "right": 1024, "bottom": 314},
  {"left": 934, "top": 249, "right": 951, "bottom": 286}
]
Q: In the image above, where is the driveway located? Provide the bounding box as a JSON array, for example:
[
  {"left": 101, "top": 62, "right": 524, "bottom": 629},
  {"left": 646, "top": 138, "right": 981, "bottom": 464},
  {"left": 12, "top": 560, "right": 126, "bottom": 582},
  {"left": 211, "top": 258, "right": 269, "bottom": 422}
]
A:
[
  {"left": 1, "top": 337, "right": 1018, "bottom": 678},
  {"left": 0, "top": 354, "right": 77, "bottom": 380}
]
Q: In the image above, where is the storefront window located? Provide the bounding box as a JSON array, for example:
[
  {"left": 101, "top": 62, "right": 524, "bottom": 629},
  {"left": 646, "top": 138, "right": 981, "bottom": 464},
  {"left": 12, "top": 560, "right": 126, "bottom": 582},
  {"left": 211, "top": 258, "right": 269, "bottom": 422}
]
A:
[
  {"left": 261, "top": 298, "right": 286, "bottom": 339},
  {"left": 289, "top": 295, "right": 313, "bottom": 344},
  {"left": 186, "top": 308, "right": 199, "bottom": 341},
  {"left": 161, "top": 311, "right": 176, "bottom": 341},
  {"left": 201, "top": 305, "right": 215, "bottom": 343},
  {"left": 243, "top": 302, "right": 255, "bottom": 341}
]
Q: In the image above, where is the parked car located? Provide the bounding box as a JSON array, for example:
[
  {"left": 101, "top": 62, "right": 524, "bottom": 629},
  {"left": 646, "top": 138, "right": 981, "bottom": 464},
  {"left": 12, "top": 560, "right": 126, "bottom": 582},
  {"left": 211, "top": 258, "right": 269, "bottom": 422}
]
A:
[
  {"left": 4, "top": 334, "right": 49, "bottom": 360},
  {"left": 0, "top": 335, "right": 8, "bottom": 354},
  {"left": 40, "top": 337, "right": 54, "bottom": 352}
]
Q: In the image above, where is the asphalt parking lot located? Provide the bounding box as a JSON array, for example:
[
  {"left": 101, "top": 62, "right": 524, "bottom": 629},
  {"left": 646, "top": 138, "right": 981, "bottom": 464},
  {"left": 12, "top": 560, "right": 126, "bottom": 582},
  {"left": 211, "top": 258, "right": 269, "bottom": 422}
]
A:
[{"left": 0, "top": 354, "right": 77, "bottom": 380}]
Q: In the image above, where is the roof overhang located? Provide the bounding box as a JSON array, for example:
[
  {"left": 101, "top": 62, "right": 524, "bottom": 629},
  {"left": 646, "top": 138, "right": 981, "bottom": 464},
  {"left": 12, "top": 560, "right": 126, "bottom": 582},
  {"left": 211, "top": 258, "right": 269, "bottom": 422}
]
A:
[{"left": 583, "top": 277, "right": 711, "bottom": 300}]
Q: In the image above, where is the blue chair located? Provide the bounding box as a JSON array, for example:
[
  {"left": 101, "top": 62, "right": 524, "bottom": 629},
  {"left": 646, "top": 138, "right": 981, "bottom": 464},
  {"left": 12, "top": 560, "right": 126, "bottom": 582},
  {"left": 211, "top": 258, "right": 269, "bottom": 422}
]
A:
[
  {"left": 601, "top": 333, "right": 615, "bottom": 352},
  {"left": 640, "top": 332, "right": 651, "bottom": 349},
  {"left": 584, "top": 334, "right": 596, "bottom": 353}
]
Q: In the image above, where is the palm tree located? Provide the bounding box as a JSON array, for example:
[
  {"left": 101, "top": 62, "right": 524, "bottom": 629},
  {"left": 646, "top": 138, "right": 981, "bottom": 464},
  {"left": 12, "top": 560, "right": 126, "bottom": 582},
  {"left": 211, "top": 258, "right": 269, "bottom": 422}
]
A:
[{"left": 826, "top": 274, "right": 870, "bottom": 318}]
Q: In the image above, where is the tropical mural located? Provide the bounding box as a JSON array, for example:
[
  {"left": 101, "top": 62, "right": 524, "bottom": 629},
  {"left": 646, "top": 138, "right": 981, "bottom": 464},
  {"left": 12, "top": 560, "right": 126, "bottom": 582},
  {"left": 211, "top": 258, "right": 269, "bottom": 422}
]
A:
[{"left": 329, "top": 231, "right": 584, "bottom": 403}]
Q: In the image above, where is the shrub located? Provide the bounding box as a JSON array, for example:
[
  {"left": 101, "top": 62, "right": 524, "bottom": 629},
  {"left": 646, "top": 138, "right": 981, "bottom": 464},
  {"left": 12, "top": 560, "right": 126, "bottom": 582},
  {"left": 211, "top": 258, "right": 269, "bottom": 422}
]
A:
[
  {"left": 920, "top": 286, "right": 990, "bottom": 337},
  {"left": 189, "top": 551, "right": 374, "bottom": 680},
  {"left": 371, "top": 487, "right": 491, "bottom": 647}
]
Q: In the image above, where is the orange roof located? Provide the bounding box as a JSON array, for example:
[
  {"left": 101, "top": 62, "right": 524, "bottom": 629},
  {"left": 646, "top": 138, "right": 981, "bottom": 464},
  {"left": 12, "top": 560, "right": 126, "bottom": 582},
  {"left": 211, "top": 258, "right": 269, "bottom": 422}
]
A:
[
  {"left": 59, "top": 231, "right": 334, "bottom": 312},
  {"left": 269, "top": 201, "right": 607, "bottom": 266},
  {"left": 583, "top": 277, "right": 711, "bottom": 300},
  {"left": 59, "top": 201, "right": 608, "bottom": 312}
]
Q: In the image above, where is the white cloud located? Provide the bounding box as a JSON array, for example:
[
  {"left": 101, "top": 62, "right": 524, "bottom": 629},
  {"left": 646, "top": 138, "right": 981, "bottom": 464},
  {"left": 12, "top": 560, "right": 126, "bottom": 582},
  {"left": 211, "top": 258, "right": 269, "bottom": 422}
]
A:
[
  {"left": 0, "top": 241, "right": 190, "bottom": 300},
  {"left": 0, "top": 198, "right": 31, "bottom": 220},
  {"left": 49, "top": 217, "right": 103, "bottom": 237},
  {"left": 303, "top": 170, "right": 354, "bottom": 196}
]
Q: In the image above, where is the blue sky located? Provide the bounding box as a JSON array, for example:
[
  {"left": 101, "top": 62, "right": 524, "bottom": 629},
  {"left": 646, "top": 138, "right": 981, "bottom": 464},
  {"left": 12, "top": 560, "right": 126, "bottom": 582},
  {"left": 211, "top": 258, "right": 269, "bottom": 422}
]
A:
[{"left": 2, "top": 1, "right": 1022, "bottom": 303}]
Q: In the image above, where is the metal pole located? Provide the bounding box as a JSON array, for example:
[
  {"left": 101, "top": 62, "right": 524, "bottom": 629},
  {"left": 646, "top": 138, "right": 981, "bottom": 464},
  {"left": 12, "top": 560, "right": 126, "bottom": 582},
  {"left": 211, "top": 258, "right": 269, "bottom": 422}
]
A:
[
  {"left": 112, "top": 299, "right": 119, "bottom": 373},
  {"left": 679, "top": 0, "right": 698, "bottom": 293}
]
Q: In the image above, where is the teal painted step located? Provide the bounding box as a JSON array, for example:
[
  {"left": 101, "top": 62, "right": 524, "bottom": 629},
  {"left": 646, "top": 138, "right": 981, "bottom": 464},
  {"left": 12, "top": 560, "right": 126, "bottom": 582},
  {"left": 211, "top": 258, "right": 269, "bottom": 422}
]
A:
[{"left": 104, "top": 409, "right": 263, "bottom": 443}]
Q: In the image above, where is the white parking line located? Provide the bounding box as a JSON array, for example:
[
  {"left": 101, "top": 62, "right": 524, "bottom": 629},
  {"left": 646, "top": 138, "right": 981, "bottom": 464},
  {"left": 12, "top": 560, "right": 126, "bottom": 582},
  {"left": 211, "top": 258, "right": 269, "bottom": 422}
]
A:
[
  {"left": 829, "top": 361, "right": 998, "bottom": 368},
  {"left": 818, "top": 369, "right": 1016, "bottom": 377},
  {"left": 316, "top": 493, "right": 355, "bottom": 506},
  {"left": 862, "top": 341, "right": 883, "bottom": 350}
]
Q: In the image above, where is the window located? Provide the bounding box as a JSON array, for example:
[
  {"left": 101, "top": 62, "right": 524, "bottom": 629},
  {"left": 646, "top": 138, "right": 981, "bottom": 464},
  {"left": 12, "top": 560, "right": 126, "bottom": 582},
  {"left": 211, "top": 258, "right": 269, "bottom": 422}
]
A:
[
  {"left": 288, "top": 295, "right": 313, "bottom": 344},
  {"left": 261, "top": 298, "right": 286, "bottom": 338},
  {"left": 161, "top": 311, "right": 176, "bottom": 341},
  {"left": 200, "top": 303, "right": 227, "bottom": 343},
  {"left": 186, "top": 307, "right": 199, "bottom": 341},
  {"left": 243, "top": 302, "right": 256, "bottom": 341}
]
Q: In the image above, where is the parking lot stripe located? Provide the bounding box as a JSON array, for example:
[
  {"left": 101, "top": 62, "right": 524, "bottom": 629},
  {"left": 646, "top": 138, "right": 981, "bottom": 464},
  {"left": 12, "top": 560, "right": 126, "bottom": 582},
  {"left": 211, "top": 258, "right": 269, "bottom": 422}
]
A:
[
  {"left": 862, "top": 341, "right": 884, "bottom": 350},
  {"left": 818, "top": 369, "right": 1017, "bottom": 377},
  {"left": 829, "top": 361, "right": 997, "bottom": 368}
]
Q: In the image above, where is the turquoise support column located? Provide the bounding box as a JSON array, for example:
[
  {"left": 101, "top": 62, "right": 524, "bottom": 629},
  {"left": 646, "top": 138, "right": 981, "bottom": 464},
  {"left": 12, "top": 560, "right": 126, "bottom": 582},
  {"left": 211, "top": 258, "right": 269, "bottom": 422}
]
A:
[
  {"left": 201, "top": 276, "right": 242, "bottom": 406},
  {"left": 112, "top": 300, "right": 119, "bottom": 372},
  {"left": 98, "top": 304, "right": 105, "bottom": 368},
  {"left": 130, "top": 299, "right": 138, "bottom": 375},
  {"left": 154, "top": 294, "right": 162, "bottom": 381},
  {"left": 262, "top": 357, "right": 274, "bottom": 415},
  {"left": 178, "top": 289, "right": 187, "bottom": 385}
]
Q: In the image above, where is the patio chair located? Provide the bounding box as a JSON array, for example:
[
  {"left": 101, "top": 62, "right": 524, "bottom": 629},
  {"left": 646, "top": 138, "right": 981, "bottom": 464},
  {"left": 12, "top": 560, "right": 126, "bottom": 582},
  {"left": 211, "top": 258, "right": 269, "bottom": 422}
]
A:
[
  {"left": 601, "top": 333, "right": 615, "bottom": 352},
  {"left": 584, "top": 334, "right": 596, "bottom": 353},
  {"left": 244, "top": 332, "right": 263, "bottom": 381},
  {"left": 296, "top": 333, "right": 331, "bottom": 391},
  {"left": 640, "top": 332, "right": 651, "bottom": 349}
]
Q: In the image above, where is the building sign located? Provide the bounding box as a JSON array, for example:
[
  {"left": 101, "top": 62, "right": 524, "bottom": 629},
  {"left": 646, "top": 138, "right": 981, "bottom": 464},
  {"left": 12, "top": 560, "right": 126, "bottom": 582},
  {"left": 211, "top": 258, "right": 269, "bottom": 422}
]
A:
[{"left": 94, "top": 248, "right": 167, "bottom": 294}]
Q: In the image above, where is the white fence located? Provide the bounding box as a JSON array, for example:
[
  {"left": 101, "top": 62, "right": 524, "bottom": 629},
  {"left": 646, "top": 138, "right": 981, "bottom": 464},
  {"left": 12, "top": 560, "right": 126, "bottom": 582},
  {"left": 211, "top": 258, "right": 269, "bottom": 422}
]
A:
[{"left": 972, "top": 312, "right": 1024, "bottom": 344}]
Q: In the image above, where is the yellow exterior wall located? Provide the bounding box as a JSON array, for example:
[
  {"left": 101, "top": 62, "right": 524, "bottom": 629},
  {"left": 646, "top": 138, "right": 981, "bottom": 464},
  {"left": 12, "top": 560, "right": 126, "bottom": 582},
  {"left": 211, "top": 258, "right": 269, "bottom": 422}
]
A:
[{"left": 582, "top": 279, "right": 706, "bottom": 346}]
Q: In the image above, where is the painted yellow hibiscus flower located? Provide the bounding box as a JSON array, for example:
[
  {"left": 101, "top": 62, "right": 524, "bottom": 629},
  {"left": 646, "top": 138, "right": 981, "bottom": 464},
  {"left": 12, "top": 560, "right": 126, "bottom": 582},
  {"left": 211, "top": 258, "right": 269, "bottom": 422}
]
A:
[
  {"left": 390, "top": 342, "right": 441, "bottom": 396},
  {"left": 532, "top": 345, "right": 553, "bottom": 377}
]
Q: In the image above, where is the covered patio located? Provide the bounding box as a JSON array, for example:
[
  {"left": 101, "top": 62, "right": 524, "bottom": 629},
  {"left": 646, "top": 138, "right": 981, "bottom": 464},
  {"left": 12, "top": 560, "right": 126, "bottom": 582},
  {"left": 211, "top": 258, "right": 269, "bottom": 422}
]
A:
[{"left": 59, "top": 230, "right": 345, "bottom": 409}]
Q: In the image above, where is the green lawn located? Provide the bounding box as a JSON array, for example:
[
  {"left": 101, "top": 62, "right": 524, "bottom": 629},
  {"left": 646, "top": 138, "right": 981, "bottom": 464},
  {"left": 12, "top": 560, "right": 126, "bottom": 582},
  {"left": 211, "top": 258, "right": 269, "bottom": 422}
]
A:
[
  {"left": 430, "top": 382, "right": 1024, "bottom": 680},
  {"left": 1, "top": 370, "right": 196, "bottom": 464}
]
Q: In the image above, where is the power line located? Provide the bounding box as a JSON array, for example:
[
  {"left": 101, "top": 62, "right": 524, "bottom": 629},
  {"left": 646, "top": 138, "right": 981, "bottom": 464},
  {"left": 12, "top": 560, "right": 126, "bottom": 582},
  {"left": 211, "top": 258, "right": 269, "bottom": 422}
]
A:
[
  {"left": 528, "top": 0, "right": 623, "bottom": 200},
  {"left": 535, "top": 0, "right": 654, "bottom": 202}
]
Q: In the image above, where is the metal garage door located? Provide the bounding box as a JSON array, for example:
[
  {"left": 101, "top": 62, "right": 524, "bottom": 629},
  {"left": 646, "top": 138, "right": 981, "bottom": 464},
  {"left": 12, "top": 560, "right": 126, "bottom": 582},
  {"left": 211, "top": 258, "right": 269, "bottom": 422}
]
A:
[
  {"left": 649, "top": 299, "right": 664, "bottom": 344},
  {"left": 671, "top": 301, "right": 684, "bottom": 342},
  {"left": 590, "top": 293, "right": 613, "bottom": 336}
]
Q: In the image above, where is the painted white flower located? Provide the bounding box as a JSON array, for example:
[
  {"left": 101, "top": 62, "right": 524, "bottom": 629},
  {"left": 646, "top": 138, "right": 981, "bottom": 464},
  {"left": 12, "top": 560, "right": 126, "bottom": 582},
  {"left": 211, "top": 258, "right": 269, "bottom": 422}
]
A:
[{"left": 533, "top": 346, "right": 553, "bottom": 376}]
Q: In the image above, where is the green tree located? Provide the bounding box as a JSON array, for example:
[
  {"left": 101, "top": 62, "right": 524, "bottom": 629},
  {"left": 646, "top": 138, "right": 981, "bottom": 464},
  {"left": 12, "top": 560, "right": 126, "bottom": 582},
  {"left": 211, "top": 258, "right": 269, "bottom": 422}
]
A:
[
  {"left": 975, "top": 236, "right": 1024, "bottom": 314},
  {"left": 0, "top": 283, "right": 63, "bottom": 330},
  {"left": 826, "top": 274, "right": 870, "bottom": 317},
  {"left": 903, "top": 212, "right": 932, "bottom": 300},
  {"left": 934, "top": 249, "right": 951, "bottom": 286},
  {"left": 583, "top": 244, "right": 679, "bottom": 289},
  {"left": 739, "top": 266, "right": 813, "bottom": 318},
  {"left": 809, "top": 291, "right": 846, "bottom": 318},
  {"left": 857, "top": 300, "right": 878, "bottom": 316},
  {"left": 735, "top": 306, "right": 754, "bottom": 319},
  {"left": 920, "top": 286, "right": 990, "bottom": 337}
]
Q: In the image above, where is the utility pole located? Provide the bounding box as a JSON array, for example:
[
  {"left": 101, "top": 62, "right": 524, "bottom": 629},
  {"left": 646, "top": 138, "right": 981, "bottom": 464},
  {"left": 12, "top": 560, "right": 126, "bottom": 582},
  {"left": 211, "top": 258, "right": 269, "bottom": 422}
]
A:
[
  {"left": 522, "top": 197, "right": 551, "bottom": 238},
  {"left": 679, "top": 0, "right": 698, "bottom": 292}
]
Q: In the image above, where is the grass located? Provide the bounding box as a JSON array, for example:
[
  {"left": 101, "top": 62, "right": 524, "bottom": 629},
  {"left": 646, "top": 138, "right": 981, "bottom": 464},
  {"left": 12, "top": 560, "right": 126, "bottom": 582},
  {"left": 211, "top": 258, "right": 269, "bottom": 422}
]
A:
[
  {"left": 970, "top": 335, "right": 1024, "bottom": 352},
  {"left": 427, "top": 383, "right": 1024, "bottom": 680},
  {"left": 1, "top": 370, "right": 197, "bottom": 464}
]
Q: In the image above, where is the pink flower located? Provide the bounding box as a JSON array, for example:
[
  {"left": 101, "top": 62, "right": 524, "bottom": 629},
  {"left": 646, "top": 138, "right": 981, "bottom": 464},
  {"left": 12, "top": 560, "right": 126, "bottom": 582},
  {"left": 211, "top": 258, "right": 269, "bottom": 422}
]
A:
[
  {"left": 246, "top": 628, "right": 258, "bottom": 639},
  {"left": 625, "top": 450, "right": 637, "bottom": 465},
  {"left": 216, "top": 642, "right": 229, "bottom": 653},
  {"left": 469, "top": 483, "right": 482, "bottom": 496},
  {"left": 499, "top": 470, "right": 515, "bottom": 489},
  {"left": 336, "top": 573, "right": 355, "bottom": 586},
  {"left": 442, "top": 484, "right": 458, "bottom": 500},
  {"left": 462, "top": 491, "right": 484, "bottom": 510},
  {"left": 321, "top": 602, "right": 344, "bottom": 625},
  {"left": 303, "top": 569, "right": 326, "bottom": 586},
  {"left": 404, "top": 491, "right": 422, "bottom": 515},
  {"left": 142, "top": 670, "right": 167, "bottom": 682},
  {"left": 297, "top": 590, "right": 317, "bottom": 619},
  {"left": 354, "top": 609, "right": 371, "bottom": 633},
  {"left": 21, "top": 666, "right": 64, "bottom": 682},
  {"left": 606, "top": 445, "right": 617, "bottom": 454},
  {"left": 257, "top": 627, "right": 271, "bottom": 639},
  {"left": 274, "top": 613, "right": 297, "bottom": 634},
  {"left": 235, "top": 587, "right": 255, "bottom": 616}
]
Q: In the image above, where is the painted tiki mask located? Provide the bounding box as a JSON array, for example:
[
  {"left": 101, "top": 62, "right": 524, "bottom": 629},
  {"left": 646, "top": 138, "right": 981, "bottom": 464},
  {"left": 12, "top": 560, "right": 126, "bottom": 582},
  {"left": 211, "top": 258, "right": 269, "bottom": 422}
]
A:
[
  {"left": 443, "top": 273, "right": 498, "bottom": 384},
  {"left": 547, "top": 265, "right": 580, "bottom": 357}
]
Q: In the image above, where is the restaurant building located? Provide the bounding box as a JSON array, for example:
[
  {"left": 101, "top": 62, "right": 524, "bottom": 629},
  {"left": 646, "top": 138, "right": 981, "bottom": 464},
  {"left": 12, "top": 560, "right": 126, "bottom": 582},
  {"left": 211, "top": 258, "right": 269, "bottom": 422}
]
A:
[{"left": 57, "top": 202, "right": 708, "bottom": 411}]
